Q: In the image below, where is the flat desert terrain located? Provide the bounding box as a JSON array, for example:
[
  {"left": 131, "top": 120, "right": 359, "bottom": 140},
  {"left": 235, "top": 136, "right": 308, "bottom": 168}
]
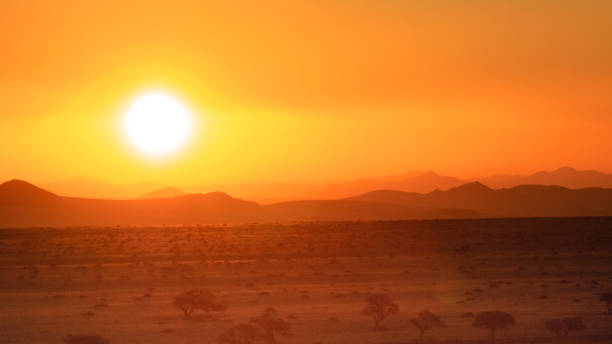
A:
[{"left": 1, "top": 217, "right": 611, "bottom": 343}]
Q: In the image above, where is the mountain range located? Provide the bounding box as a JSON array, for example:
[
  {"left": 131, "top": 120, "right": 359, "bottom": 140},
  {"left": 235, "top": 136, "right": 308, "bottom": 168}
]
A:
[
  {"left": 473, "top": 166, "right": 612, "bottom": 189},
  {"left": 346, "top": 182, "right": 612, "bottom": 218},
  {"left": 3, "top": 177, "right": 612, "bottom": 227},
  {"left": 40, "top": 167, "right": 612, "bottom": 203}
]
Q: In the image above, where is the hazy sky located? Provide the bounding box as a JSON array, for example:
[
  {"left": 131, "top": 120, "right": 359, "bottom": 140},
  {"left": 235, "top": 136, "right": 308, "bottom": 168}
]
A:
[{"left": 1, "top": 1, "right": 611, "bottom": 185}]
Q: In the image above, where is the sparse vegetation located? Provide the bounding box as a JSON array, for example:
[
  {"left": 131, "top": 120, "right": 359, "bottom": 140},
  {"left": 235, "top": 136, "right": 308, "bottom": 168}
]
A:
[
  {"left": 362, "top": 293, "right": 399, "bottom": 330},
  {"left": 173, "top": 288, "right": 226, "bottom": 319},
  {"left": 460, "top": 312, "right": 475, "bottom": 318},
  {"left": 249, "top": 308, "right": 292, "bottom": 344},
  {"left": 545, "top": 317, "right": 585, "bottom": 337},
  {"left": 601, "top": 292, "right": 612, "bottom": 314},
  {"left": 410, "top": 310, "right": 446, "bottom": 341},
  {"left": 1, "top": 219, "right": 612, "bottom": 343},
  {"left": 472, "top": 311, "right": 515, "bottom": 343},
  {"left": 64, "top": 334, "right": 109, "bottom": 344}
]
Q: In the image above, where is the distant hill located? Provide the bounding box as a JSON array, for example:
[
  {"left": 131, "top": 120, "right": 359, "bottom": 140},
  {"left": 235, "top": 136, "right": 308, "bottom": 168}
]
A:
[
  {"left": 345, "top": 189, "right": 422, "bottom": 204},
  {"left": 475, "top": 166, "right": 612, "bottom": 189},
  {"left": 346, "top": 182, "right": 495, "bottom": 206},
  {"left": 0, "top": 179, "right": 59, "bottom": 206},
  {"left": 374, "top": 170, "right": 466, "bottom": 193},
  {"left": 196, "top": 167, "right": 612, "bottom": 202},
  {"left": 0, "top": 180, "right": 259, "bottom": 227},
  {"left": 347, "top": 182, "right": 612, "bottom": 217},
  {"left": 196, "top": 170, "right": 467, "bottom": 203},
  {"left": 45, "top": 167, "right": 612, "bottom": 203},
  {"left": 0, "top": 179, "right": 480, "bottom": 227},
  {"left": 140, "top": 187, "right": 186, "bottom": 199},
  {"left": 3, "top": 178, "right": 612, "bottom": 227},
  {"left": 43, "top": 176, "right": 163, "bottom": 200}
]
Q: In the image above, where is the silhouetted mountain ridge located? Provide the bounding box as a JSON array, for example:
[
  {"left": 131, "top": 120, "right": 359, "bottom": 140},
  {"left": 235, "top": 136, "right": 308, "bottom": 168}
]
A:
[
  {"left": 348, "top": 183, "right": 612, "bottom": 218},
  {"left": 0, "top": 179, "right": 58, "bottom": 205},
  {"left": 2, "top": 179, "right": 612, "bottom": 227},
  {"left": 475, "top": 166, "right": 612, "bottom": 189},
  {"left": 46, "top": 166, "right": 612, "bottom": 202}
]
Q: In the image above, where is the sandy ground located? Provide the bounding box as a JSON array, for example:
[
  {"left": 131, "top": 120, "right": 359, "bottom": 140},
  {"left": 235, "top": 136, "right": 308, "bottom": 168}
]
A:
[{"left": 1, "top": 217, "right": 611, "bottom": 343}]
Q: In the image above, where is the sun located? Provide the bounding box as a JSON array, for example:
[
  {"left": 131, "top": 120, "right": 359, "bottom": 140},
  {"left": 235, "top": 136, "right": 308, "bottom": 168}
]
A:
[{"left": 122, "top": 92, "right": 193, "bottom": 156}]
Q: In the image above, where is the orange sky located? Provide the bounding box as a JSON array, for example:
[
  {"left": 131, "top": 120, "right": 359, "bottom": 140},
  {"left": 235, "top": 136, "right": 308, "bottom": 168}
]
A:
[{"left": 1, "top": 0, "right": 611, "bottom": 186}]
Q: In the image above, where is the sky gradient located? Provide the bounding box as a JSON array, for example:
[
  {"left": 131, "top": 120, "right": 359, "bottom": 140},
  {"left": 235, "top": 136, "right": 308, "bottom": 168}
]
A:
[{"left": 1, "top": 0, "right": 611, "bottom": 186}]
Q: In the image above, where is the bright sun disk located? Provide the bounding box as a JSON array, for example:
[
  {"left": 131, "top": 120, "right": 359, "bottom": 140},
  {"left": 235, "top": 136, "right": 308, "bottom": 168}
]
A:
[{"left": 122, "top": 92, "right": 193, "bottom": 156}]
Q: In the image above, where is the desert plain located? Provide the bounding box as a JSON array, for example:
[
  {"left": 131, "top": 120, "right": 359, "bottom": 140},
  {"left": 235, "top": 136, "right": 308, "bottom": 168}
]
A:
[{"left": 1, "top": 217, "right": 611, "bottom": 343}]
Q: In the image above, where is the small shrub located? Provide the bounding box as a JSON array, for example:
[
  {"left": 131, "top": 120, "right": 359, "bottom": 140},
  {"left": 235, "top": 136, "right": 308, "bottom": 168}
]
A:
[
  {"left": 545, "top": 317, "right": 585, "bottom": 337},
  {"left": 362, "top": 293, "right": 399, "bottom": 330},
  {"left": 173, "top": 289, "right": 226, "bottom": 319},
  {"left": 460, "top": 312, "right": 475, "bottom": 318},
  {"left": 64, "top": 334, "right": 109, "bottom": 344},
  {"left": 601, "top": 292, "right": 612, "bottom": 314},
  {"left": 250, "top": 308, "right": 292, "bottom": 344},
  {"left": 473, "top": 311, "right": 515, "bottom": 343},
  {"left": 410, "top": 310, "right": 445, "bottom": 341}
]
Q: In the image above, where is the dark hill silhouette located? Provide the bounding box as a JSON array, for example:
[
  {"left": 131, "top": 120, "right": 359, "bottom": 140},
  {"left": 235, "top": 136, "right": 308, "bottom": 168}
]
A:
[
  {"left": 0, "top": 179, "right": 59, "bottom": 206},
  {"left": 476, "top": 166, "right": 612, "bottom": 189},
  {"left": 0, "top": 181, "right": 260, "bottom": 227},
  {"left": 347, "top": 183, "right": 612, "bottom": 218},
  {"left": 0, "top": 180, "right": 67, "bottom": 226},
  {"left": 139, "top": 187, "right": 186, "bottom": 199},
  {"left": 3, "top": 179, "right": 612, "bottom": 227},
  {"left": 0, "top": 180, "right": 480, "bottom": 227},
  {"left": 46, "top": 167, "right": 612, "bottom": 203},
  {"left": 424, "top": 182, "right": 497, "bottom": 210},
  {"left": 190, "top": 167, "right": 612, "bottom": 202},
  {"left": 346, "top": 182, "right": 495, "bottom": 207}
]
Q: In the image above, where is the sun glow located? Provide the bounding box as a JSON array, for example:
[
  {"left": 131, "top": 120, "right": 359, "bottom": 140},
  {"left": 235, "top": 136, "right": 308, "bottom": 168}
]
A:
[{"left": 122, "top": 92, "right": 193, "bottom": 157}]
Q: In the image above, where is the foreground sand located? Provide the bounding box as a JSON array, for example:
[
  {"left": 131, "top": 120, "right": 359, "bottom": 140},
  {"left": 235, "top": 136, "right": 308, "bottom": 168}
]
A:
[{"left": 1, "top": 217, "right": 611, "bottom": 343}]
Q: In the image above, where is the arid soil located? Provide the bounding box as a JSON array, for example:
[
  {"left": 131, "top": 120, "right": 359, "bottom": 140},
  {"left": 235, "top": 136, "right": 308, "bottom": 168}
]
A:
[{"left": 1, "top": 217, "right": 611, "bottom": 343}]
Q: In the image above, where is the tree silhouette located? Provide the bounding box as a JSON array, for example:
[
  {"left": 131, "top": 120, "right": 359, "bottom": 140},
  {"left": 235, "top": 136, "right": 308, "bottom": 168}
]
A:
[
  {"left": 362, "top": 293, "right": 399, "bottom": 330},
  {"left": 472, "top": 311, "right": 515, "bottom": 343},
  {"left": 249, "top": 307, "right": 292, "bottom": 344},
  {"left": 173, "top": 288, "right": 226, "bottom": 319},
  {"left": 410, "top": 310, "right": 446, "bottom": 341},
  {"left": 64, "top": 335, "right": 109, "bottom": 344},
  {"left": 545, "top": 317, "right": 585, "bottom": 337},
  {"left": 601, "top": 292, "right": 612, "bottom": 314},
  {"left": 218, "top": 324, "right": 265, "bottom": 344}
]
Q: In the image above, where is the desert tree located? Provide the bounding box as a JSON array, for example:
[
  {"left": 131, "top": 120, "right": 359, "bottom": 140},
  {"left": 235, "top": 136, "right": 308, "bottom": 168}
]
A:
[
  {"left": 64, "top": 334, "right": 109, "bottom": 344},
  {"left": 173, "top": 288, "right": 226, "bottom": 319},
  {"left": 472, "top": 311, "right": 515, "bottom": 343},
  {"left": 545, "top": 317, "right": 585, "bottom": 337},
  {"left": 218, "top": 324, "right": 265, "bottom": 344},
  {"left": 249, "top": 307, "right": 292, "bottom": 344},
  {"left": 362, "top": 293, "right": 399, "bottom": 330},
  {"left": 410, "top": 310, "right": 446, "bottom": 341},
  {"left": 601, "top": 292, "right": 612, "bottom": 314}
]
